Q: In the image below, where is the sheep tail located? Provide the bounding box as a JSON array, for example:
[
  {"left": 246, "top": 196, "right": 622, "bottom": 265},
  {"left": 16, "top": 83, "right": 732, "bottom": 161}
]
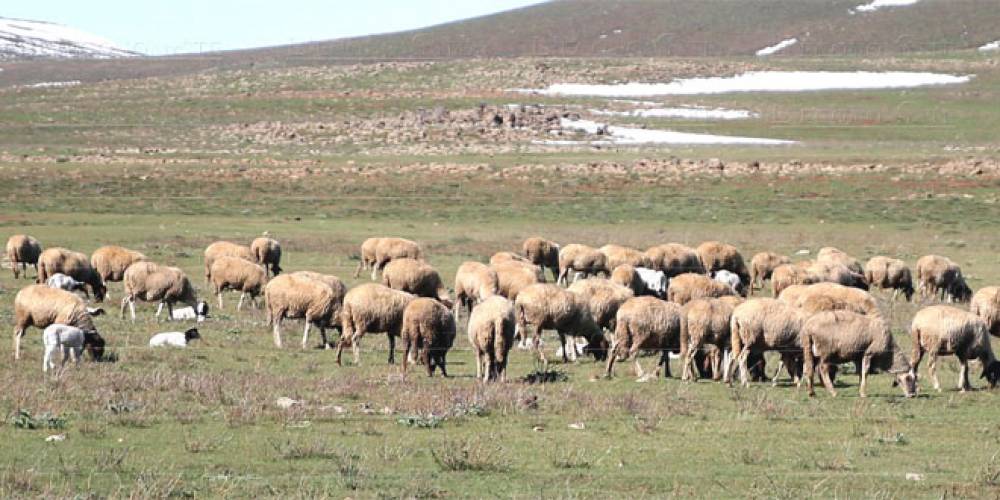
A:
[{"left": 490, "top": 316, "right": 503, "bottom": 365}]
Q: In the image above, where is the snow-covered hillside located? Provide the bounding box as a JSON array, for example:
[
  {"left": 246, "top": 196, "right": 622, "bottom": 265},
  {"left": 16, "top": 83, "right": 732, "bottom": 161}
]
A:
[{"left": 0, "top": 17, "right": 138, "bottom": 60}]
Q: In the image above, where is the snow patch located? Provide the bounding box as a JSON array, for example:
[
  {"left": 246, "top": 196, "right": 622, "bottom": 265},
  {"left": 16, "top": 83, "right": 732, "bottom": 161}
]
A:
[
  {"left": 979, "top": 40, "right": 1000, "bottom": 52},
  {"left": 590, "top": 106, "right": 755, "bottom": 120},
  {"left": 0, "top": 17, "right": 137, "bottom": 59},
  {"left": 756, "top": 38, "right": 798, "bottom": 57},
  {"left": 549, "top": 118, "right": 795, "bottom": 146},
  {"left": 851, "top": 0, "right": 921, "bottom": 13}
]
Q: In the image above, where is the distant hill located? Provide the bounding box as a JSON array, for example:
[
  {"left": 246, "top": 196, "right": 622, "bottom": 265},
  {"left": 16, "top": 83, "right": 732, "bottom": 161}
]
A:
[{"left": 0, "top": 17, "right": 138, "bottom": 60}]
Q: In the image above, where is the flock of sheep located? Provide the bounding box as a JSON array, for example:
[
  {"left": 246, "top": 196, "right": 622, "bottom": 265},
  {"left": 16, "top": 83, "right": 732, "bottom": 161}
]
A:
[{"left": 6, "top": 233, "right": 1000, "bottom": 397}]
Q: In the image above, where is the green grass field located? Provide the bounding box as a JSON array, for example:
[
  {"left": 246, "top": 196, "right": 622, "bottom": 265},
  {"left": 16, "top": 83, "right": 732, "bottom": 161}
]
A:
[{"left": 1, "top": 52, "right": 1000, "bottom": 498}]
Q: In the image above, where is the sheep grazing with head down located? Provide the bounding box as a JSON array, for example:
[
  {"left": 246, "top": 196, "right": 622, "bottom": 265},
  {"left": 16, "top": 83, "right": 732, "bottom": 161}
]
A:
[
  {"left": 749, "top": 252, "right": 790, "bottom": 294},
  {"left": 567, "top": 278, "right": 634, "bottom": 358},
  {"left": 209, "top": 256, "right": 268, "bottom": 311},
  {"left": 770, "top": 262, "right": 820, "bottom": 297},
  {"left": 46, "top": 273, "right": 89, "bottom": 295},
  {"left": 727, "top": 298, "right": 807, "bottom": 387},
  {"left": 489, "top": 251, "right": 530, "bottom": 266},
  {"left": 251, "top": 236, "right": 282, "bottom": 277},
  {"left": 354, "top": 237, "right": 382, "bottom": 278},
  {"left": 606, "top": 296, "right": 685, "bottom": 380},
  {"left": 337, "top": 283, "right": 417, "bottom": 365},
  {"left": 816, "top": 247, "right": 863, "bottom": 275},
  {"left": 290, "top": 271, "right": 347, "bottom": 298},
  {"left": 697, "top": 241, "right": 750, "bottom": 289},
  {"left": 467, "top": 296, "right": 516, "bottom": 382},
  {"left": 381, "top": 258, "right": 452, "bottom": 308},
  {"left": 807, "top": 262, "right": 868, "bottom": 290},
  {"left": 204, "top": 241, "right": 254, "bottom": 284},
  {"left": 557, "top": 244, "right": 609, "bottom": 286},
  {"left": 6, "top": 234, "right": 42, "bottom": 280},
  {"left": 265, "top": 273, "right": 343, "bottom": 349},
  {"left": 121, "top": 262, "right": 207, "bottom": 322},
  {"left": 37, "top": 248, "right": 107, "bottom": 302},
  {"left": 910, "top": 305, "right": 1000, "bottom": 391},
  {"left": 91, "top": 245, "right": 147, "bottom": 283},
  {"left": 491, "top": 260, "right": 544, "bottom": 302},
  {"left": 370, "top": 237, "right": 423, "bottom": 280},
  {"left": 680, "top": 296, "right": 743, "bottom": 381},
  {"left": 13, "top": 285, "right": 99, "bottom": 361},
  {"left": 599, "top": 244, "right": 652, "bottom": 270},
  {"left": 454, "top": 262, "right": 499, "bottom": 322},
  {"left": 41, "top": 324, "right": 105, "bottom": 373},
  {"left": 864, "top": 256, "right": 914, "bottom": 301},
  {"left": 971, "top": 287, "right": 1000, "bottom": 337},
  {"left": 401, "top": 298, "right": 456, "bottom": 377},
  {"left": 522, "top": 236, "right": 560, "bottom": 281},
  {"left": 611, "top": 264, "right": 668, "bottom": 299},
  {"left": 916, "top": 255, "right": 972, "bottom": 303},
  {"left": 645, "top": 243, "right": 705, "bottom": 278},
  {"left": 788, "top": 282, "right": 880, "bottom": 316},
  {"left": 667, "top": 273, "right": 736, "bottom": 306},
  {"left": 711, "top": 270, "right": 745, "bottom": 297},
  {"left": 802, "top": 311, "right": 916, "bottom": 398},
  {"left": 514, "top": 283, "right": 604, "bottom": 369}
]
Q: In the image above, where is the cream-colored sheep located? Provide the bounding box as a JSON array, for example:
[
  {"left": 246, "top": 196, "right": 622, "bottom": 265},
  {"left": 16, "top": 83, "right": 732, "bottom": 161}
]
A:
[
  {"left": 605, "top": 296, "right": 685, "bottom": 380},
  {"left": 557, "top": 244, "right": 609, "bottom": 286},
  {"left": 522, "top": 236, "right": 560, "bottom": 280},
  {"left": 864, "top": 256, "right": 913, "bottom": 301},
  {"left": 802, "top": 310, "right": 916, "bottom": 398},
  {"left": 567, "top": 278, "right": 634, "bottom": 337},
  {"left": 209, "top": 256, "right": 268, "bottom": 310},
  {"left": 489, "top": 251, "right": 530, "bottom": 266},
  {"left": 251, "top": 237, "right": 282, "bottom": 277},
  {"left": 599, "top": 244, "right": 652, "bottom": 270},
  {"left": 401, "top": 298, "right": 456, "bottom": 377},
  {"left": 37, "top": 248, "right": 107, "bottom": 301},
  {"left": 816, "top": 247, "right": 863, "bottom": 275},
  {"left": 667, "top": 273, "right": 736, "bottom": 305},
  {"left": 6, "top": 234, "right": 42, "bottom": 280},
  {"left": 337, "top": 283, "right": 417, "bottom": 365},
  {"left": 514, "top": 283, "right": 604, "bottom": 369},
  {"left": 121, "top": 262, "right": 204, "bottom": 322},
  {"left": 910, "top": 305, "right": 1000, "bottom": 391},
  {"left": 381, "top": 258, "right": 451, "bottom": 308},
  {"left": 971, "top": 287, "right": 1000, "bottom": 337},
  {"left": 454, "top": 261, "right": 499, "bottom": 321},
  {"left": 467, "top": 296, "right": 516, "bottom": 382},
  {"left": 371, "top": 237, "right": 423, "bottom": 280},
  {"left": 644, "top": 243, "right": 705, "bottom": 278},
  {"left": 680, "top": 296, "right": 743, "bottom": 381},
  {"left": 13, "top": 285, "right": 98, "bottom": 361},
  {"left": 204, "top": 241, "right": 254, "bottom": 284},
  {"left": 788, "top": 282, "right": 880, "bottom": 316},
  {"left": 727, "top": 298, "right": 807, "bottom": 387},
  {"left": 770, "top": 262, "right": 820, "bottom": 297},
  {"left": 91, "top": 245, "right": 147, "bottom": 283},
  {"left": 807, "top": 262, "right": 869, "bottom": 290},
  {"left": 289, "top": 271, "right": 348, "bottom": 300},
  {"left": 353, "top": 237, "right": 382, "bottom": 278},
  {"left": 265, "top": 273, "right": 341, "bottom": 349},
  {"left": 749, "top": 252, "right": 790, "bottom": 294},
  {"left": 491, "top": 260, "right": 544, "bottom": 301},
  {"left": 696, "top": 241, "right": 750, "bottom": 288},
  {"left": 916, "top": 255, "right": 972, "bottom": 303}
]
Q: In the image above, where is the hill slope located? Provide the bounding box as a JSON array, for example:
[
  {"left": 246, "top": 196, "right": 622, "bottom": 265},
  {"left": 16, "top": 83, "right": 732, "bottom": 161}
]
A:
[{"left": 0, "top": 17, "right": 138, "bottom": 60}]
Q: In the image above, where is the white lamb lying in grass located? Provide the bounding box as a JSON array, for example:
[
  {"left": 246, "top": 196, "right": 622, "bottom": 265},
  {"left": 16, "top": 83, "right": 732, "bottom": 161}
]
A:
[
  {"left": 156, "top": 302, "right": 210, "bottom": 322},
  {"left": 149, "top": 328, "right": 202, "bottom": 348},
  {"left": 42, "top": 324, "right": 104, "bottom": 372}
]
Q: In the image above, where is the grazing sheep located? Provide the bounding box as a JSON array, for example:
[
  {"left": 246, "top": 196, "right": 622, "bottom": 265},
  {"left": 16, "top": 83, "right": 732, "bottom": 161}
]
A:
[
  {"left": 816, "top": 247, "right": 863, "bottom": 275},
  {"left": 680, "top": 296, "right": 743, "bottom": 381},
  {"left": 491, "top": 260, "right": 544, "bottom": 301},
  {"left": 789, "top": 282, "right": 880, "bottom": 316},
  {"left": 749, "top": 252, "right": 790, "bottom": 294},
  {"left": 46, "top": 273, "right": 88, "bottom": 295},
  {"left": 167, "top": 303, "right": 210, "bottom": 322},
  {"left": 864, "top": 256, "right": 914, "bottom": 301},
  {"left": 354, "top": 237, "right": 382, "bottom": 278},
  {"left": 401, "top": 298, "right": 456, "bottom": 376},
  {"left": 697, "top": 241, "right": 751, "bottom": 288},
  {"left": 910, "top": 305, "right": 1000, "bottom": 391},
  {"left": 801, "top": 311, "right": 916, "bottom": 398},
  {"left": 667, "top": 273, "right": 736, "bottom": 305},
  {"left": 611, "top": 264, "right": 668, "bottom": 299},
  {"left": 807, "top": 262, "right": 869, "bottom": 290},
  {"left": 41, "top": 324, "right": 105, "bottom": 372},
  {"left": 454, "top": 261, "right": 499, "bottom": 322},
  {"left": 251, "top": 236, "right": 282, "bottom": 277},
  {"left": 557, "top": 244, "right": 609, "bottom": 286},
  {"left": 37, "top": 248, "right": 106, "bottom": 301},
  {"left": 209, "top": 256, "right": 268, "bottom": 310},
  {"left": 6, "top": 234, "right": 42, "bottom": 280},
  {"left": 121, "top": 262, "right": 207, "bottom": 322},
  {"left": 265, "top": 273, "right": 342, "bottom": 349},
  {"left": 567, "top": 278, "right": 634, "bottom": 355},
  {"left": 711, "top": 269, "right": 745, "bottom": 296},
  {"left": 204, "top": 241, "right": 254, "bottom": 284},
  {"left": 727, "top": 298, "right": 807, "bottom": 387},
  {"left": 381, "top": 258, "right": 452, "bottom": 307},
  {"left": 522, "top": 236, "right": 560, "bottom": 280},
  {"left": 149, "top": 328, "right": 201, "bottom": 348},
  {"left": 371, "top": 237, "right": 423, "bottom": 280},
  {"left": 337, "top": 283, "right": 417, "bottom": 365},
  {"left": 916, "top": 255, "right": 972, "bottom": 303},
  {"left": 467, "top": 296, "right": 516, "bottom": 382},
  {"left": 605, "top": 296, "right": 685, "bottom": 380},
  {"left": 770, "top": 262, "right": 820, "bottom": 297},
  {"left": 971, "top": 287, "right": 1000, "bottom": 337},
  {"left": 645, "top": 243, "right": 705, "bottom": 278},
  {"left": 90, "top": 245, "right": 147, "bottom": 282},
  {"left": 599, "top": 244, "right": 652, "bottom": 270},
  {"left": 13, "top": 285, "right": 98, "bottom": 361},
  {"left": 489, "top": 251, "right": 530, "bottom": 265},
  {"left": 514, "top": 283, "right": 604, "bottom": 369},
  {"left": 290, "top": 271, "right": 348, "bottom": 297}
]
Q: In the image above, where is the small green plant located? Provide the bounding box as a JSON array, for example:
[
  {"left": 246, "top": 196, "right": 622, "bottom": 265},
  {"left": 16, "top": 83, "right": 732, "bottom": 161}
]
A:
[
  {"left": 431, "top": 437, "right": 509, "bottom": 472},
  {"left": 270, "top": 438, "right": 339, "bottom": 460},
  {"left": 397, "top": 414, "right": 444, "bottom": 428},
  {"left": 549, "top": 448, "right": 592, "bottom": 469},
  {"left": 8, "top": 410, "right": 67, "bottom": 430}
]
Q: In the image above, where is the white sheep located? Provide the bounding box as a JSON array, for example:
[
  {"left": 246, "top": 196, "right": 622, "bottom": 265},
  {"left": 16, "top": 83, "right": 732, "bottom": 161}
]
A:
[
  {"left": 46, "top": 273, "right": 89, "bottom": 295},
  {"left": 711, "top": 270, "right": 743, "bottom": 296},
  {"left": 42, "top": 324, "right": 103, "bottom": 373},
  {"left": 635, "top": 267, "right": 668, "bottom": 298},
  {"left": 149, "top": 328, "right": 202, "bottom": 348},
  {"left": 157, "top": 303, "right": 210, "bottom": 322}
]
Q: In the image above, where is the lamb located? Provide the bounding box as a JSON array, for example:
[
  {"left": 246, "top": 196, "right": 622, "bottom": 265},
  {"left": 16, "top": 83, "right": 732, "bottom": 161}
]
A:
[
  {"left": 209, "top": 256, "right": 268, "bottom": 310},
  {"left": 612, "top": 264, "right": 656, "bottom": 298},
  {"left": 680, "top": 296, "right": 743, "bottom": 381},
  {"left": 166, "top": 303, "right": 210, "bottom": 322},
  {"left": 353, "top": 237, "right": 382, "bottom": 278},
  {"left": 864, "top": 256, "right": 914, "bottom": 301},
  {"left": 401, "top": 298, "right": 456, "bottom": 377},
  {"left": 41, "top": 324, "right": 105, "bottom": 372},
  {"left": 970, "top": 287, "right": 1000, "bottom": 337},
  {"left": 204, "top": 241, "right": 254, "bottom": 284},
  {"left": 644, "top": 243, "right": 705, "bottom": 278},
  {"left": 467, "top": 296, "right": 516, "bottom": 382},
  {"left": 264, "top": 273, "right": 342, "bottom": 349},
  {"left": 90, "top": 245, "right": 147, "bottom": 282},
  {"left": 667, "top": 273, "right": 736, "bottom": 305},
  {"left": 491, "top": 260, "right": 544, "bottom": 301},
  {"left": 514, "top": 283, "right": 604, "bottom": 369},
  {"left": 370, "top": 237, "right": 423, "bottom": 280},
  {"left": 599, "top": 244, "right": 652, "bottom": 270},
  {"left": 789, "top": 282, "right": 880, "bottom": 316},
  {"left": 605, "top": 296, "right": 685, "bottom": 380},
  {"left": 6, "top": 234, "right": 42, "bottom": 280},
  {"left": 454, "top": 261, "right": 499, "bottom": 322},
  {"left": 557, "top": 244, "right": 609, "bottom": 286},
  {"left": 727, "top": 298, "right": 807, "bottom": 387},
  {"left": 770, "top": 262, "right": 820, "bottom": 297},
  {"left": 801, "top": 311, "right": 916, "bottom": 397},
  {"left": 711, "top": 269, "right": 744, "bottom": 297},
  {"left": 149, "top": 328, "right": 201, "bottom": 348},
  {"left": 121, "top": 262, "right": 207, "bottom": 322},
  {"left": 749, "top": 252, "right": 790, "bottom": 293},
  {"left": 910, "top": 305, "right": 1000, "bottom": 392},
  {"left": 37, "top": 248, "right": 106, "bottom": 301},
  {"left": 381, "top": 258, "right": 452, "bottom": 307},
  {"left": 13, "top": 285, "right": 98, "bottom": 361},
  {"left": 916, "top": 255, "right": 972, "bottom": 303},
  {"left": 46, "top": 273, "right": 88, "bottom": 295},
  {"left": 522, "top": 236, "right": 560, "bottom": 280},
  {"left": 696, "top": 241, "right": 750, "bottom": 288},
  {"left": 567, "top": 278, "right": 635, "bottom": 355},
  {"left": 251, "top": 236, "right": 282, "bottom": 277},
  {"left": 807, "top": 262, "right": 868, "bottom": 290},
  {"left": 816, "top": 247, "right": 863, "bottom": 275},
  {"left": 489, "top": 251, "right": 530, "bottom": 265},
  {"left": 337, "top": 283, "right": 417, "bottom": 365}
]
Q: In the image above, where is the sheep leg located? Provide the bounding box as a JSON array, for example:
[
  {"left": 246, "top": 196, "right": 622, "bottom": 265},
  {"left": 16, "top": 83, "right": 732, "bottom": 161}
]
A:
[
  {"left": 771, "top": 357, "right": 785, "bottom": 387},
  {"left": 237, "top": 293, "right": 246, "bottom": 312},
  {"left": 272, "top": 317, "right": 284, "bottom": 349},
  {"left": 386, "top": 334, "right": 397, "bottom": 364},
  {"left": 632, "top": 353, "right": 645, "bottom": 380},
  {"left": 605, "top": 340, "right": 618, "bottom": 378},
  {"left": 859, "top": 355, "right": 872, "bottom": 398},
  {"left": 301, "top": 321, "right": 311, "bottom": 349},
  {"left": 711, "top": 350, "right": 723, "bottom": 381},
  {"left": 402, "top": 338, "right": 412, "bottom": 374},
  {"left": 681, "top": 349, "right": 695, "bottom": 381},
  {"left": 737, "top": 349, "right": 751, "bottom": 387},
  {"left": 473, "top": 349, "right": 483, "bottom": 381},
  {"left": 166, "top": 302, "right": 174, "bottom": 322},
  {"left": 958, "top": 356, "right": 971, "bottom": 392},
  {"left": 319, "top": 328, "right": 330, "bottom": 350},
  {"left": 42, "top": 345, "right": 53, "bottom": 372},
  {"left": 217, "top": 291, "right": 225, "bottom": 310},
  {"left": 354, "top": 334, "right": 364, "bottom": 365},
  {"left": 928, "top": 351, "right": 942, "bottom": 392},
  {"left": 819, "top": 363, "right": 837, "bottom": 397},
  {"left": 371, "top": 262, "right": 380, "bottom": 281}
]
